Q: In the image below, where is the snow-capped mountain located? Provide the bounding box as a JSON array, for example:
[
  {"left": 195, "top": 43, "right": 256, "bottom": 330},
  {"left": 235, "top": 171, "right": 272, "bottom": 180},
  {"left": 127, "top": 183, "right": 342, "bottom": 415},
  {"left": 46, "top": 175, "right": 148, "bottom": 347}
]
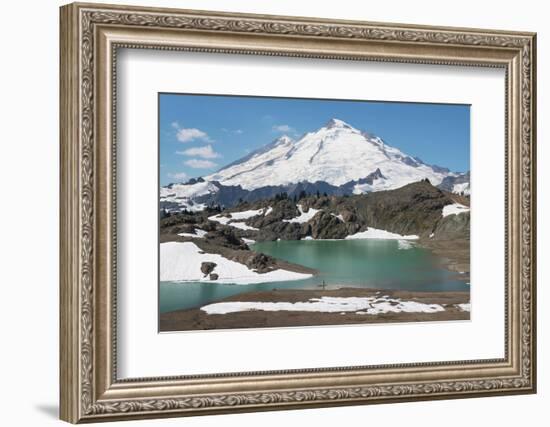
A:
[
  {"left": 206, "top": 118, "right": 454, "bottom": 193},
  {"left": 161, "top": 118, "right": 469, "bottom": 211},
  {"left": 160, "top": 178, "right": 219, "bottom": 212}
]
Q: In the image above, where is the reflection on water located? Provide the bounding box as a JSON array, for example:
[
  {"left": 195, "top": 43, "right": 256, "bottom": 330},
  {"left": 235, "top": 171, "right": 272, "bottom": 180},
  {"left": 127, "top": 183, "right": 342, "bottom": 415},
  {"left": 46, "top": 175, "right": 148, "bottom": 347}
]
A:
[{"left": 160, "top": 239, "right": 468, "bottom": 313}]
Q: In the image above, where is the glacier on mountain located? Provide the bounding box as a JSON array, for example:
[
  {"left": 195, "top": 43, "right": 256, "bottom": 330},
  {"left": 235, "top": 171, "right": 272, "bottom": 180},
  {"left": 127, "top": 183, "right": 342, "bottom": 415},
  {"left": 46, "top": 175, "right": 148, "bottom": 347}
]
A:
[{"left": 206, "top": 118, "right": 456, "bottom": 192}]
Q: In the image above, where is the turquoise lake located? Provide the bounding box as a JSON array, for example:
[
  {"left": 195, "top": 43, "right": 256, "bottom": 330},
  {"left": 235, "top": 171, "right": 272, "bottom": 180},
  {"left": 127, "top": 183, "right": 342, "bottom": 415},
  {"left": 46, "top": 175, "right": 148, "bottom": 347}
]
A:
[{"left": 159, "top": 239, "right": 469, "bottom": 314}]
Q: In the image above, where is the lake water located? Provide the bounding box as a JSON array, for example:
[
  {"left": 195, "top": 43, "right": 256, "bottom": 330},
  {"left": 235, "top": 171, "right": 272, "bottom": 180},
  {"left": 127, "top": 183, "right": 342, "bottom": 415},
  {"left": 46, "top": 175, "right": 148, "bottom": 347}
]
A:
[{"left": 159, "top": 239, "right": 469, "bottom": 313}]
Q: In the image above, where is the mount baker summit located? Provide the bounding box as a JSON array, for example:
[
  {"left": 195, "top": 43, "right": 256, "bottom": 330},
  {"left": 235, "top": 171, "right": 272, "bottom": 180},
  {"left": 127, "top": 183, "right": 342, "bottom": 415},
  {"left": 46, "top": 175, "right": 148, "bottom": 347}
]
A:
[{"left": 161, "top": 118, "right": 470, "bottom": 211}]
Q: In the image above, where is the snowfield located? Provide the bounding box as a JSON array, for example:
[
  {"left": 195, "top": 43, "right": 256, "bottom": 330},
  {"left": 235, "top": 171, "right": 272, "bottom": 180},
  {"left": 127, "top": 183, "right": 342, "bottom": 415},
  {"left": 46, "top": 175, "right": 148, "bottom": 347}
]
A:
[
  {"left": 201, "top": 295, "right": 446, "bottom": 315},
  {"left": 346, "top": 227, "right": 419, "bottom": 240},
  {"left": 283, "top": 204, "right": 321, "bottom": 223},
  {"left": 442, "top": 203, "right": 470, "bottom": 217},
  {"left": 160, "top": 242, "right": 312, "bottom": 284}
]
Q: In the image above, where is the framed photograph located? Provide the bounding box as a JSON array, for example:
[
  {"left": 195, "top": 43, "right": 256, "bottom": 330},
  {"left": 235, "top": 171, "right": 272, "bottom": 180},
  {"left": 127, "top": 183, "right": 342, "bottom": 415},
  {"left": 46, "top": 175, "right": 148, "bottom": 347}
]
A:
[{"left": 60, "top": 2, "right": 537, "bottom": 423}]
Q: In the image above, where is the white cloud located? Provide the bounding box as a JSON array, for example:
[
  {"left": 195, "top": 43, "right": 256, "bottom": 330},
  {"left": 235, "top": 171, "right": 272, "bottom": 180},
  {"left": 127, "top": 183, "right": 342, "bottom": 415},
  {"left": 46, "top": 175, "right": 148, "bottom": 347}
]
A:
[
  {"left": 234, "top": 129, "right": 244, "bottom": 134},
  {"left": 172, "top": 122, "right": 212, "bottom": 143},
  {"left": 177, "top": 128, "right": 212, "bottom": 143},
  {"left": 177, "top": 145, "right": 220, "bottom": 159},
  {"left": 167, "top": 172, "right": 188, "bottom": 181},
  {"left": 272, "top": 124, "right": 294, "bottom": 133},
  {"left": 184, "top": 159, "right": 218, "bottom": 169}
]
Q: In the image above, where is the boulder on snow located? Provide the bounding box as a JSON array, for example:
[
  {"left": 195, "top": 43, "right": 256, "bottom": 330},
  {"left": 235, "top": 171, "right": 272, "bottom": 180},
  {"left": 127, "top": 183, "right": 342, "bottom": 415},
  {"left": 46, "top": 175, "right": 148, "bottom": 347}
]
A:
[{"left": 200, "top": 262, "right": 217, "bottom": 276}]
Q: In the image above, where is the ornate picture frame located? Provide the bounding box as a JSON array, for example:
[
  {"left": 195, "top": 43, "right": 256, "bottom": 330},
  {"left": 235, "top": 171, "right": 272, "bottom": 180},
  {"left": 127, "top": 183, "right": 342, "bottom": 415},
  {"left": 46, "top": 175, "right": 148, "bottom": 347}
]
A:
[{"left": 60, "top": 2, "right": 536, "bottom": 423}]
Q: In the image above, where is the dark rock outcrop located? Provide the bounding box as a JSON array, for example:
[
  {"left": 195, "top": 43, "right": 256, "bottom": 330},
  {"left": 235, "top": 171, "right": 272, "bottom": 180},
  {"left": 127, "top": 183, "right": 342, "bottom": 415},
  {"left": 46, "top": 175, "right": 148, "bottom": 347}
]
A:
[
  {"left": 432, "top": 212, "right": 470, "bottom": 240},
  {"left": 204, "top": 228, "right": 248, "bottom": 250},
  {"left": 308, "top": 211, "right": 350, "bottom": 239},
  {"left": 161, "top": 180, "right": 470, "bottom": 246},
  {"left": 244, "top": 253, "right": 273, "bottom": 273},
  {"left": 201, "top": 262, "right": 217, "bottom": 276}
]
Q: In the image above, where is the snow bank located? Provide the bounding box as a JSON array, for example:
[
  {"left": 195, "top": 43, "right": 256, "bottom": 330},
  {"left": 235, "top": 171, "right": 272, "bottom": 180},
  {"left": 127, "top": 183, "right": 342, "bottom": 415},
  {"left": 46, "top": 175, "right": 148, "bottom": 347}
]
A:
[
  {"left": 442, "top": 203, "right": 470, "bottom": 217},
  {"left": 201, "top": 295, "right": 445, "bottom": 315},
  {"left": 264, "top": 206, "right": 273, "bottom": 216},
  {"left": 283, "top": 204, "right": 321, "bottom": 224},
  {"left": 346, "top": 227, "right": 419, "bottom": 240},
  {"left": 160, "top": 242, "right": 312, "bottom": 284},
  {"left": 177, "top": 228, "right": 208, "bottom": 238}
]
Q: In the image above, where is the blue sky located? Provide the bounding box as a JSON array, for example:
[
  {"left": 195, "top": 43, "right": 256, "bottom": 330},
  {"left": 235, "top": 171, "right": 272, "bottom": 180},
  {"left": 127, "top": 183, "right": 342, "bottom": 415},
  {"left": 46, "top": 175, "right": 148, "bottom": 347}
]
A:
[{"left": 159, "top": 93, "right": 470, "bottom": 186}]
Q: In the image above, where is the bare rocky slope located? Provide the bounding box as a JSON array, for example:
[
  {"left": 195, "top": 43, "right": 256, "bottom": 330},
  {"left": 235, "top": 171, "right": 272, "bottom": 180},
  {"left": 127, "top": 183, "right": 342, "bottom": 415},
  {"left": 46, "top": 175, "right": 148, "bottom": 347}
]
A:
[{"left": 160, "top": 180, "right": 470, "bottom": 270}]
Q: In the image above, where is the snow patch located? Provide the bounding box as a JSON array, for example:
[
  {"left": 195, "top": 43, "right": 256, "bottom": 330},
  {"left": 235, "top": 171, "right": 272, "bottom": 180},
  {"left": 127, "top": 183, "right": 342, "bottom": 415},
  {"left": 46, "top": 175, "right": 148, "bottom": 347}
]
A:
[
  {"left": 331, "top": 213, "right": 345, "bottom": 222},
  {"left": 442, "top": 203, "right": 470, "bottom": 217},
  {"left": 201, "top": 295, "right": 445, "bottom": 315},
  {"left": 456, "top": 303, "right": 471, "bottom": 312},
  {"left": 263, "top": 206, "right": 273, "bottom": 216},
  {"left": 177, "top": 228, "right": 208, "bottom": 239},
  {"left": 160, "top": 242, "right": 312, "bottom": 284},
  {"left": 346, "top": 227, "right": 419, "bottom": 240},
  {"left": 225, "top": 222, "right": 259, "bottom": 231},
  {"left": 208, "top": 208, "right": 264, "bottom": 230},
  {"left": 283, "top": 204, "right": 321, "bottom": 224}
]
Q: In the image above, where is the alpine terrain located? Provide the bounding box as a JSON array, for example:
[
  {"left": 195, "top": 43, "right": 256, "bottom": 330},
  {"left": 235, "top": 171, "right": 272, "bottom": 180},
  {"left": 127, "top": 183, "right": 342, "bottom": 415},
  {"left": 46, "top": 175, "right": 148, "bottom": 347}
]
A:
[{"left": 160, "top": 118, "right": 470, "bottom": 211}]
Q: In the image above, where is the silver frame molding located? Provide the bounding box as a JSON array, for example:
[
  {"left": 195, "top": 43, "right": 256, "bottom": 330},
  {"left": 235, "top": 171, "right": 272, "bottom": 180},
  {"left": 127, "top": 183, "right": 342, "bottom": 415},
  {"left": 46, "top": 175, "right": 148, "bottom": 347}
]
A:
[{"left": 60, "top": 2, "right": 536, "bottom": 423}]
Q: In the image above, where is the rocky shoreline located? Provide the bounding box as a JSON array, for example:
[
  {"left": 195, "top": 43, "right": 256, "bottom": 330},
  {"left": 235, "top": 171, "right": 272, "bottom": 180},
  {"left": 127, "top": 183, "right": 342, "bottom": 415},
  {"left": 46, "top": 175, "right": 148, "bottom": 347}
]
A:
[
  {"left": 160, "top": 288, "right": 470, "bottom": 331},
  {"left": 419, "top": 238, "right": 470, "bottom": 278}
]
